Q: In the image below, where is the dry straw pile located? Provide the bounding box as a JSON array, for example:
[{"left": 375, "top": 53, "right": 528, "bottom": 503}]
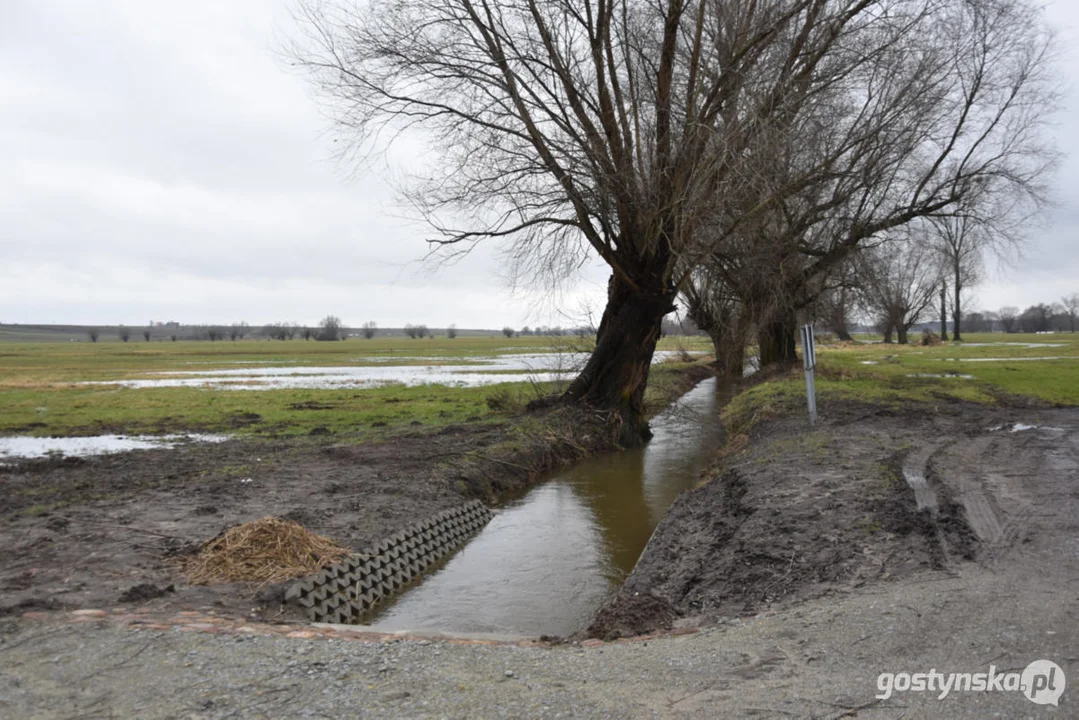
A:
[{"left": 178, "top": 516, "right": 351, "bottom": 585}]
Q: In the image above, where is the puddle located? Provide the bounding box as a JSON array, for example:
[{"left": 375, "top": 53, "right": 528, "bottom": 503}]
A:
[
  {"left": 957, "top": 342, "right": 1066, "bottom": 348},
  {"left": 181, "top": 360, "right": 301, "bottom": 365},
  {"left": 905, "top": 373, "right": 974, "bottom": 379},
  {"left": 901, "top": 445, "right": 939, "bottom": 514},
  {"left": 80, "top": 351, "right": 697, "bottom": 390},
  {"left": 364, "top": 378, "right": 729, "bottom": 637},
  {"left": 0, "top": 434, "right": 229, "bottom": 462},
  {"left": 940, "top": 357, "right": 1068, "bottom": 363},
  {"left": 989, "top": 423, "right": 1065, "bottom": 433},
  {"left": 860, "top": 361, "right": 879, "bottom": 365}
]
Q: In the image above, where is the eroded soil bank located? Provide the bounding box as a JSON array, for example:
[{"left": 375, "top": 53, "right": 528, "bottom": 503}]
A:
[
  {"left": 589, "top": 397, "right": 1079, "bottom": 640},
  {"left": 0, "top": 366, "right": 711, "bottom": 622}
]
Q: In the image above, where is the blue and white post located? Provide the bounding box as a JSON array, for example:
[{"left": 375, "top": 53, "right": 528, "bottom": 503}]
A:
[{"left": 800, "top": 324, "right": 817, "bottom": 425}]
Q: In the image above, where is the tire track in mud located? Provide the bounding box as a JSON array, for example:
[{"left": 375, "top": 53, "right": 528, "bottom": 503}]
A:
[
  {"left": 904, "top": 430, "right": 1049, "bottom": 570},
  {"left": 936, "top": 437, "right": 1007, "bottom": 543},
  {"left": 938, "top": 435, "right": 1039, "bottom": 567},
  {"left": 934, "top": 432, "right": 1051, "bottom": 569},
  {"left": 900, "top": 441, "right": 979, "bottom": 569}
]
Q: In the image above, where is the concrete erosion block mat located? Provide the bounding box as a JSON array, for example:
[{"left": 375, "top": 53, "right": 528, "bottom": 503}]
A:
[{"left": 285, "top": 500, "right": 493, "bottom": 624}]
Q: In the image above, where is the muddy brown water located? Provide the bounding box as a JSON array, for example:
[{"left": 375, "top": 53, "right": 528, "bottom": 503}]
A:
[{"left": 364, "top": 378, "right": 729, "bottom": 637}]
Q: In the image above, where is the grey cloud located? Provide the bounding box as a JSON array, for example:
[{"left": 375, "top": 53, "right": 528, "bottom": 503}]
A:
[{"left": 0, "top": 0, "right": 1075, "bottom": 326}]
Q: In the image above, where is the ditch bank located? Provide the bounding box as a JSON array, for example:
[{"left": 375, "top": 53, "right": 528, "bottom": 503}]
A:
[
  {"left": 588, "top": 391, "right": 1079, "bottom": 640},
  {"left": 0, "top": 364, "right": 712, "bottom": 623}
]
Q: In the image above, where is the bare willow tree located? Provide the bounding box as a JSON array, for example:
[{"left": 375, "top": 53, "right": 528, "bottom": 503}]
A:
[
  {"left": 291, "top": 0, "right": 1056, "bottom": 441},
  {"left": 682, "top": 271, "right": 747, "bottom": 375},
  {"left": 692, "top": 0, "right": 1057, "bottom": 365},
  {"left": 292, "top": 0, "right": 855, "bottom": 442},
  {"left": 318, "top": 315, "right": 344, "bottom": 341},
  {"left": 856, "top": 226, "right": 942, "bottom": 344},
  {"left": 999, "top": 305, "right": 1019, "bottom": 333},
  {"left": 811, "top": 264, "right": 860, "bottom": 341},
  {"left": 1062, "top": 294, "right": 1079, "bottom": 333},
  {"left": 929, "top": 182, "right": 1036, "bottom": 341}
]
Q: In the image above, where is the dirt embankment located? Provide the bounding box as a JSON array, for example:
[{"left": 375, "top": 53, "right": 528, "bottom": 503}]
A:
[
  {"left": 589, "top": 397, "right": 1079, "bottom": 640},
  {"left": 0, "top": 365, "right": 712, "bottom": 622}
]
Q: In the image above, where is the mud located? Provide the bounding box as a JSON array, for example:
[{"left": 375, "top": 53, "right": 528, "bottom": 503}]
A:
[
  {"left": 0, "top": 366, "right": 711, "bottom": 625},
  {"left": 589, "top": 398, "right": 1079, "bottom": 640},
  {"left": 0, "top": 427, "right": 498, "bottom": 621}
]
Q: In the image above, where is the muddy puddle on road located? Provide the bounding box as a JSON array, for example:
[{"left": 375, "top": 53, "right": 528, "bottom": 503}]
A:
[{"left": 364, "top": 378, "right": 728, "bottom": 637}]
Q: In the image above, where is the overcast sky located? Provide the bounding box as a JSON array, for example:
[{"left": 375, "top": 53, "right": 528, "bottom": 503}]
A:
[{"left": 1, "top": 1, "right": 1076, "bottom": 329}]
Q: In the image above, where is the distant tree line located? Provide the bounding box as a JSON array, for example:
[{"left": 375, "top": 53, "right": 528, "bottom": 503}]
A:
[
  {"left": 77, "top": 317, "right": 725, "bottom": 346},
  {"left": 837, "top": 295, "right": 1078, "bottom": 338}
]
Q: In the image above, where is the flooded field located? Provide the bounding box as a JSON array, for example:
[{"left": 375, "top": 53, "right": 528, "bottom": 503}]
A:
[
  {"left": 956, "top": 342, "right": 1066, "bottom": 348},
  {"left": 78, "top": 351, "right": 696, "bottom": 390},
  {"left": 0, "top": 433, "right": 228, "bottom": 462},
  {"left": 940, "top": 356, "right": 1067, "bottom": 363}
]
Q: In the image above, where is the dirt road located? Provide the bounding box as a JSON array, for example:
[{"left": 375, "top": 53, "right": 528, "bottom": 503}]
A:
[{"left": 1, "top": 547, "right": 1073, "bottom": 718}]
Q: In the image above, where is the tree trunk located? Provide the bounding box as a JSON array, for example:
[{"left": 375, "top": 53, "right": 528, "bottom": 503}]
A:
[
  {"left": 952, "top": 261, "right": 963, "bottom": 341},
  {"left": 686, "top": 294, "right": 728, "bottom": 373},
  {"left": 833, "top": 288, "right": 854, "bottom": 341},
  {"left": 725, "top": 312, "right": 750, "bottom": 377},
  {"left": 883, "top": 324, "right": 894, "bottom": 343},
  {"left": 683, "top": 286, "right": 744, "bottom": 378},
  {"left": 707, "top": 311, "right": 749, "bottom": 377},
  {"left": 562, "top": 273, "right": 675, "bottom": 446},
  {"left": 757, "top": 309, "right": 798, "bottom": 367},
  {"left": 898, "top": 325, "right": 909, "bottom": 344},
  {"left": 940, "top": 283, "right": 949, "bottom": 341},
  {"left": 710, "top": 316, "right": 748, "bottom": 378}
]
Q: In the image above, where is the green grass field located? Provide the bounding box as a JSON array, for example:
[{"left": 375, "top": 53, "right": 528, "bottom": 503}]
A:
[
  {"left": 724, "top": 332, "right": 1079, "bottom": 434},
  {"left": 0, "top": 335, "right": 713, "bottom": 438},
  {"left": 7, "top": 331, "right": 1071, "bottom": 441}
]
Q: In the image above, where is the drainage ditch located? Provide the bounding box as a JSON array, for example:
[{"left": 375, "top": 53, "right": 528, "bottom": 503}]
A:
[{"left": 301, "top": 378, "right": 731, "bottom": 637}]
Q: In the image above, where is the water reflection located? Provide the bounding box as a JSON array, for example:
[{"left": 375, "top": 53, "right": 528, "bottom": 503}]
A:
[
  {"left": 77, "top": 351, "right": 699, "bottom": 391},
  {"left": 0, "top": 433, "right": 229, "bottom": 462},
  {"left": 367, "top": 378, "right": 727, "bottom": 636}
]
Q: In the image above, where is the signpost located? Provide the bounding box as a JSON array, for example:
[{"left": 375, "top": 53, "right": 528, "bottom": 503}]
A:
[{"left": 801, "top": 324, "right": 817, "bottom": 425}]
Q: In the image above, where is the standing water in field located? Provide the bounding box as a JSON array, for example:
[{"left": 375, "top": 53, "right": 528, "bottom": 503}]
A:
[
  {"left": 365, "top": 378, "right": 728, "bottom": 637},
  {"left": 79, "top": 351, "right": 700, "bottom": 390},
  {"left": 0, "top": 434, "right": 228, "bottom": 462}
]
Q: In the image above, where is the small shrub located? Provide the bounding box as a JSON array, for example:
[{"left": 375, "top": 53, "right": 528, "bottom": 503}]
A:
[{"left": 486, "top": 387, "right": 520, "bottom": 413}]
